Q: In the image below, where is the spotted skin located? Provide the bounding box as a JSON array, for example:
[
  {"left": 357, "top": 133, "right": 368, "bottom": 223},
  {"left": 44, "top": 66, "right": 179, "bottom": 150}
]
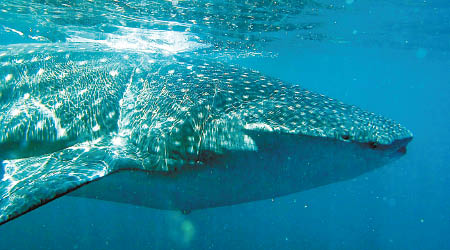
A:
[
  {"left": 0, "top": 47, "right": 412, "bottom": 225},
  {"left": 121, "top": 56, "right": 412, "bottom": 171},
  {"left": 0, "top": 50, "right": 134, "bottom": 158}
]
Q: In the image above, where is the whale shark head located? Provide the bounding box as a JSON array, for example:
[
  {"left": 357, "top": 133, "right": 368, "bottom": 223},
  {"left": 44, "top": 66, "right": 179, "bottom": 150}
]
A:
[{"left": 114, "top": 55, "right": 413, "bottom": 173}]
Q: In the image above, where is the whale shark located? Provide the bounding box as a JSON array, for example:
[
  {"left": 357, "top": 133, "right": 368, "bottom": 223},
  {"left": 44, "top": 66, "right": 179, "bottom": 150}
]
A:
[{"left": 0, "top": 45, "right": 412, "bottom": 225}]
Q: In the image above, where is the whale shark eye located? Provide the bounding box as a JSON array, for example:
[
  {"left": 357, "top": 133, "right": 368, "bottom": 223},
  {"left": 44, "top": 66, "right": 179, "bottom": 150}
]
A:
[
  {"left": 368, "top": 142, "right": 378, "bottom": 149},
  {"left": 341, "top": 135, "right": 350, "bottom": 140}
]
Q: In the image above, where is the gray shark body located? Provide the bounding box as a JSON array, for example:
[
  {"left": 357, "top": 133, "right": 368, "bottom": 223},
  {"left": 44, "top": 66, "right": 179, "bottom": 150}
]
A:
[{"left": 0, "top": 45, "right": 412, "bottom": 224}]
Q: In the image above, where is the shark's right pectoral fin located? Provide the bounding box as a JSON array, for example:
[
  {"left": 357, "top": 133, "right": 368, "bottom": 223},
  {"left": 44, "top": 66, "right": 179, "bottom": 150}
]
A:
[{"left": 0, "top": 144, "right": 115, "bottom": 225}]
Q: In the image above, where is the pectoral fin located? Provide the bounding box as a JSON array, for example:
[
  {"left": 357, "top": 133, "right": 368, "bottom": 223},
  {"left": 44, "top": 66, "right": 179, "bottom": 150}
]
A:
[{"left": 0, "top": 144, "right": 115, "bottom": 225}]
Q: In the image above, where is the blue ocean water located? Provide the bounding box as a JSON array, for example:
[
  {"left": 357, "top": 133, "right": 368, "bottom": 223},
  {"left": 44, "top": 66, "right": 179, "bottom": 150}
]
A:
[{"left": 0, "top": 0, "right": 449, "bottom": 249}]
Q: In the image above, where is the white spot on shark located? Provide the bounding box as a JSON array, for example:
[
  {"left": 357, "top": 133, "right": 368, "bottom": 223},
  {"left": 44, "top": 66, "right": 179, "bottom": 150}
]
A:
[
  {"left": 79, "top": 89, "right": 88, "bottom": 95},
  {"left": 5, "top": 74, "right": 13, "bottom": 82},
  {"left": 109, "top": 70, "right": 119, "bottom": 77},
  {"left": 92, "top": 124, "right": 101, "bottom": 132},
  {"left": 112, "top": 136, "right": 125, "bottom": 147},
  {"left": 37, "top": 68, "right": 45, "bottom": 76}
]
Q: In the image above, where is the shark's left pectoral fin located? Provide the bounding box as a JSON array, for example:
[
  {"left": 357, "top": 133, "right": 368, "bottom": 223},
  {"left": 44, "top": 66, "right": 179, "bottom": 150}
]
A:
[{"left": 0, "top": 144, "right": 115, "bottom": 225}]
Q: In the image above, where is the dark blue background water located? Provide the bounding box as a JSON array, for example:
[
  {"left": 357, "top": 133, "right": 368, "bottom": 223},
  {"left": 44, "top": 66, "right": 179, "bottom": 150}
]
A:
[{"left": 0, "top": 0, "right": 449, "bottom": 249}]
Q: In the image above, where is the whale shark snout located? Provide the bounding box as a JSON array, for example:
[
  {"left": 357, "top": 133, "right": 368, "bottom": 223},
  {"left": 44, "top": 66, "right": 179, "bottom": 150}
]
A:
[
  {"left": 358, "top": 136, "right": 412, "bottom": 159},
  {"left": 392, "top": 137, "right": 413, "bottom": 150},
  {"left": 385, "top": 137, "right": 413, "bottom": 158}
]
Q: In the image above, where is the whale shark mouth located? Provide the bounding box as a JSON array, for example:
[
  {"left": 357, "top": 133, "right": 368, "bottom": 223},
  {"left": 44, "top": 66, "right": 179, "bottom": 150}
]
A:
[{"left": 391, "top": 137, "right": 412, "bottom": 157}]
